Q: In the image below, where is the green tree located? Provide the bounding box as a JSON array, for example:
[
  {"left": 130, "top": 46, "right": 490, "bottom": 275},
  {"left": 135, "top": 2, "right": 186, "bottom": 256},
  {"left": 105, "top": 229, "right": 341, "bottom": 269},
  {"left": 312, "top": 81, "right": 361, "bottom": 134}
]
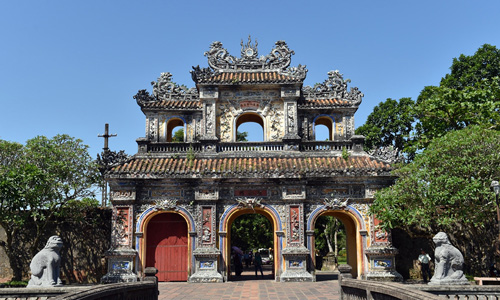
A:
[
  {"left": 231, "top": 214, "right": 273, "bottom": 251},
  {"left": 440, "top": 44, "right": 500, "bottom": 90},
  {"left": 0, "top": 135, "right": 101, "bottom": 280},
  {"left": 414, "top": 44, "right": 500, "bottom": 150},
  {"left": 314, "top": 216, "right": 346, "bottom": 257},
  {"left": 371, "top": 126, "right": 500, "bottom": 275},
  {"left": 171, "top": 128, "right": 184, "bottom": 142},
  {"left": 236, "top": 131, "right": 248, "bottom": 142},
  {"left": 355, "top": 97, "right": 416, "bottom": 160}
]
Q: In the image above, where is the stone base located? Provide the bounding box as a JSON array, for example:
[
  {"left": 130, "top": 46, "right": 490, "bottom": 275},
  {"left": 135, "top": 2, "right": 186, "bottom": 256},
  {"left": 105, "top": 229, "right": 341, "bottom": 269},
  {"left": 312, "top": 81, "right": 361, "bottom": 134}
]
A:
[
  {"left": 189, "top": 247, "right": 223, "bottom": 283},
  {"left": 428, "top": 278, "right": 469, "bottom": 285},
  {"left": 189, "top": 271, "right": 223, "bottom": 283},
  {"left": 101, "top": 271, "right": 138, "bottom": 283},
  {"left": 280, "top": 270, "right": 314, "bottom": 282},
  {"left": 365, "top": 270, "right": 403, "bottom": 282},
  {"left": 101, "top": 248, "right": 138, "bottom": 284}
]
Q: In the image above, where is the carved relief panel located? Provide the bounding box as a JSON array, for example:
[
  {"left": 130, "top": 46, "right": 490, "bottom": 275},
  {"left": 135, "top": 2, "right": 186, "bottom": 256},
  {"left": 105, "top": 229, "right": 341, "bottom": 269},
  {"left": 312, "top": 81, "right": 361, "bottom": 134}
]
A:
[
  {"left": 146, "top": 115, "right": 159, "bottom": 142},
  {"left": 287, "top": 204, "right": 304, "bottom": 246},
  {"left": 199, "top": 206, "right": 216, "bottom": 246},
  {"left": 111, "top": 206, "right": 133, "bottom": 249}
]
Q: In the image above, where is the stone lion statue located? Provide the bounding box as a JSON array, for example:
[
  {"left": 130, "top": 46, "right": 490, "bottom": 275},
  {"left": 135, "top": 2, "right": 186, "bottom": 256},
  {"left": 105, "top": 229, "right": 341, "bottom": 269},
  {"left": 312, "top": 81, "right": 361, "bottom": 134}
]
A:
[
  {"left": 429, "top": 232, "right": 468, "bottom": 285},
  {"left": 27, "top": 236, "right": 64, "bottom": 287}
]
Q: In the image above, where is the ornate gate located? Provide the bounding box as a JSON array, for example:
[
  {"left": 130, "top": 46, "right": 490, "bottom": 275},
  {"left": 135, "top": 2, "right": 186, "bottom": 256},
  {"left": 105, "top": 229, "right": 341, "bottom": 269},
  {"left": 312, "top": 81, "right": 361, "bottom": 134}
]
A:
[
  {"left": 146, "top": 213, "right": 188, "bottom": 281},
  {"left": 104, "top": 38, "right": 403, "bottom": 283}
]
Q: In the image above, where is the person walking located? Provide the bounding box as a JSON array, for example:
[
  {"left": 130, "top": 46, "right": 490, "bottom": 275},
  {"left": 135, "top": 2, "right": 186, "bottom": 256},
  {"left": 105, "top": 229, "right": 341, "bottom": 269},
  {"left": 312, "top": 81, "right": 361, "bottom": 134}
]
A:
[
  {"left": 418, "top": 249, "right": 432, "bottom": 283},
  {"left": 254, "top": 251, "right": 264, "bottom": 278}
]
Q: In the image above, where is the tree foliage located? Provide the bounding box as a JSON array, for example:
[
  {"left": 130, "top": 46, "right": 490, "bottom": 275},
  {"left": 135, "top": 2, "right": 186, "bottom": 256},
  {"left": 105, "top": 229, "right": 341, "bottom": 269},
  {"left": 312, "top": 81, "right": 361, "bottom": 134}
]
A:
[
  {"left": 371, "top": 126, "right": 500, "bottom": 231},
  {"left": 171, "top": 128, "right": 184, "bottom": 142},
  {"left": 230, "top": 214, "right": 273, "bottom": 251},
  {"left": 371, "top": 126, "right": 500, "bottom": 275},
  {"left": 236, "top": 131, "right": 248, "bottom": 142},
  {"left": 0, "top": 135, "right": 101, "bottom": 280},
  {"left": 355, "top": 97, "right": 416, "bottom": 159},
  {"left": 414, "top": 44, "right": 500, "bottom": 150}
]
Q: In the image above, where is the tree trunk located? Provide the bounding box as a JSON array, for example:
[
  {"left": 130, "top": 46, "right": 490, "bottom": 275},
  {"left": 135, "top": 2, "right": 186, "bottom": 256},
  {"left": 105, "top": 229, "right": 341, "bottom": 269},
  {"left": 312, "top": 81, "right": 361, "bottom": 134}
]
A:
[{"left": 325, "top": 223, "right": 334, "bottom": 253}]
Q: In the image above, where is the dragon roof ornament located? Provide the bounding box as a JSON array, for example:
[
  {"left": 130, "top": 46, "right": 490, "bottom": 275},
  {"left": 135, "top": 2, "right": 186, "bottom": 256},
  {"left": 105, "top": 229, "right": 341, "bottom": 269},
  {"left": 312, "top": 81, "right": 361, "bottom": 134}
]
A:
[
  {"left": 134, "top": 72, "right": 198, "bottom": 106},
  {"left": 191, "top": 37, "right": 307, "bottom": 82},
  {"left": 302, "top": 70, "right": 363, "bottom": 105}
]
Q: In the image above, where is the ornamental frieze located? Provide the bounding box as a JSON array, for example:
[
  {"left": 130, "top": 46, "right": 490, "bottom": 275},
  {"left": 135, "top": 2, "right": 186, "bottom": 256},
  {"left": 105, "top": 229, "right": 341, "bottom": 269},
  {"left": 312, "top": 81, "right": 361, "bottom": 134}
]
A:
[
  {"left": 195, "top": 188, "right": 219, "bottom": 201},
  {"left": 235, "top": 197, "right": 264, "bottom": 209},
  {"left": 282, "top": 186, "right": 306, "bottom": 200},
  {"left": 323, "top": 197, "right": 349, "bottom": 210},
  {"left": 110, "top": 191, "right": 136, "bottom": 201}
]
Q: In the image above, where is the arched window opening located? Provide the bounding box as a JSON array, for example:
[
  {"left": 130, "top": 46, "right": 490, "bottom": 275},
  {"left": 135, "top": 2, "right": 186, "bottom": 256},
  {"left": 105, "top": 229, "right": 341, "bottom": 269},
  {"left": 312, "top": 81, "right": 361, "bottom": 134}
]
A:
[
  {"left": 167, "top": 118, "right": 184, "bottom": 142},
  {"left": 235, "top": 113, "right": 264, "bottom": 142},
  {"left": 314, "top": 117, "right": 333, "bottom": 141}
]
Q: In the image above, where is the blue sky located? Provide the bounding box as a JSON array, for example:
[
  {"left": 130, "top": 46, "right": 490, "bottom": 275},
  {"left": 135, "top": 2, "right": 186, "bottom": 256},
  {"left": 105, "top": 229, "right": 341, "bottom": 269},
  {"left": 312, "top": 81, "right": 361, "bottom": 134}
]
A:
[{"left": 1, "top": 1, "right": 500, "bottom": 157}]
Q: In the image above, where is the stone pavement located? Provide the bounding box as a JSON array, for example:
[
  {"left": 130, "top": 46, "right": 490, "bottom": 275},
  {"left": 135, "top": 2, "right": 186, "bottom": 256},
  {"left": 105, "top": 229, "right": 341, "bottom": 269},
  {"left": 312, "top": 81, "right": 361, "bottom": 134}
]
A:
[{"left": 158, "top": 272, "right": 341, "bottom": 300}]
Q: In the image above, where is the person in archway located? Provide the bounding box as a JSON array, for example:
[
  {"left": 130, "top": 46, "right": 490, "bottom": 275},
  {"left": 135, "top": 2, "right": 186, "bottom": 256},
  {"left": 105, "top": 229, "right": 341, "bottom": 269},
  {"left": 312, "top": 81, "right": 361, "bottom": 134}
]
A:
[
  {"left": 244, "top": 250, "right": 252, "bottom": 269},
  {"left": 233, "top": 252, "right": 243, "bottom": 276},
  {"left": 254, "top": 251, "right": 264, "bottom": 278},
  {"left": 418, "top": 249, "right": 432, "bottom": 283}
]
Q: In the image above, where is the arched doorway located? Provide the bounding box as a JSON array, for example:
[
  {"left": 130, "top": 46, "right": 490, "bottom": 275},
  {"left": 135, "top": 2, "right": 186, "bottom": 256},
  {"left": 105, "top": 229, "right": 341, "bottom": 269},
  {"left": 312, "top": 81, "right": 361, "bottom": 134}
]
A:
[
  {"left": 309, "top": 210, "right": 362, "bottom": 278},
  {"left": 221, "top": 206, "right": 281, "bottom": 281},
  {"left": 145, "top": 213, "right": 188, "bottom": 281},
  {"left": 230, "top": 213, "right": 273, "bottom": 280}
]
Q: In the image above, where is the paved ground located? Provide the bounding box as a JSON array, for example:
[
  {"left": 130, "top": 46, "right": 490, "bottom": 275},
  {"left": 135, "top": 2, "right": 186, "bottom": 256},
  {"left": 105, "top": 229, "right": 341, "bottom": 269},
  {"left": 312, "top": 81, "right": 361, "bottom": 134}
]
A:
[{"left": 158, "top": 271, "right": 341, "bottom": 300}]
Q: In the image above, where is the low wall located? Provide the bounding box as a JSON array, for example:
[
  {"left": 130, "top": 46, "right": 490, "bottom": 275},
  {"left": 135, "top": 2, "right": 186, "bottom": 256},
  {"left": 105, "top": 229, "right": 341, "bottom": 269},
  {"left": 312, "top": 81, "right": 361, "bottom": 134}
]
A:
[
  {"left": 416, "top": 285, "right": 500, "bottom": 299},
  {"left": 0, "top": 282, "right": 157, "bottom": 300},
  {"left": 339, "top": 278, "right": 440, "bottom": 300},
  {"left": 340, "top": 278, "right": 500, "bottom": 300}
]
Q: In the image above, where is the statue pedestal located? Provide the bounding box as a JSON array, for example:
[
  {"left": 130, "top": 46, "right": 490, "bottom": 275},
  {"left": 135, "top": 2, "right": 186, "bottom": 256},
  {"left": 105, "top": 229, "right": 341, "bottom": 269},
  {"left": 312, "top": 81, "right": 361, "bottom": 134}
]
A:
[
  {"left": 280, "top": 246, "right": 314, "bottom": 282},
  {"left": 364, "top": 245, "right": 403, "bottom": 282},
  {"left": 101, "top": 248, "right": 138, "bottom": 283},
  {"left": 188, "top": 247, "right": 223, "bottom": 283},
  {"left": 322, "top": 252, "right": 338, "bottom": 271}
]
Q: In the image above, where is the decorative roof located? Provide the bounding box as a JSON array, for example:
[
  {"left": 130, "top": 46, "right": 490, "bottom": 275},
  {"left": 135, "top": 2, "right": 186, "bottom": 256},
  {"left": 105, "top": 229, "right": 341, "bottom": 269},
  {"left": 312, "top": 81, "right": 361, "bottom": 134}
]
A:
[
  {"left": 191, "top": 37, "right": 307, "bottom": 84},
  {"left": 139, "top": 99, "right": 202, "bottom": 110},
  {"left": 193, "top": 70, "right": 303, "bottom": 85},
  {"left": 134, "top": 72, "right": 199, "bottom": 108},
  {"left": 302, "top": 70, "right": 363, "bottom": 106},
  {"left": 298, "top": 98, "right": 351, "bottom": 109},
  {"left": 107, "top": 156, "right": 392, "bottom": 178}
]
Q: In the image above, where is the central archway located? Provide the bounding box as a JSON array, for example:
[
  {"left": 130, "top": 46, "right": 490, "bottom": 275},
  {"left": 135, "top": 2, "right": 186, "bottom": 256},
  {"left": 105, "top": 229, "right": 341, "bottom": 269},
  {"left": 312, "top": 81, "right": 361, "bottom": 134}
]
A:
[{"left": 220, "top": 205, "right": 283, "bottom": 281}]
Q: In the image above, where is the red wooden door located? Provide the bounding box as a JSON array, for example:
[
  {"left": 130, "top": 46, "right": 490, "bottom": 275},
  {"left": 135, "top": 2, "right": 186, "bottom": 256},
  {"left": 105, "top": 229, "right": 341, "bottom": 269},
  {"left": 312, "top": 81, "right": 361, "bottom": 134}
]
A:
[{"left": 146, "top": 213, "right": 188, "bottom": 281}]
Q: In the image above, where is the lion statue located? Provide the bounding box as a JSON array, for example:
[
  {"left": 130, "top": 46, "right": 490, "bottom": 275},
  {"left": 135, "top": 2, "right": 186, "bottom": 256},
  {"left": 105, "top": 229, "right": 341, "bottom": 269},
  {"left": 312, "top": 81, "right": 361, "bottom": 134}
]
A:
[
  {"left": 429, "top": 232, "right": 468, "bottom": 285},
  {"left": 27, "top": 236, "right": 64, "bottom": 287}
]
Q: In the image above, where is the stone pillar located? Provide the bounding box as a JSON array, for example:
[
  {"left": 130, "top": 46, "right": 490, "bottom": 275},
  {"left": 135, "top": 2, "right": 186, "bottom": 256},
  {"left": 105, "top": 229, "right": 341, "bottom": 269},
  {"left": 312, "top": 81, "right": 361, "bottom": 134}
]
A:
[
  {"left": 101, "top": 188, "right": 138, "bottom": 283},
  {"left": 199, "top": 87, "right": 219, "bottom": 152},
  {"left": 189, "top": 203, "right": 223, "bottom": 282},
  {"left": 282, "top": 86, "right": 301, "bottom": 150},
  {"left": 280, "top": 203, "right": 313, "bottom": 282},
  {"left": 365, "top": 217, "right": 403, "bottom": 281}
]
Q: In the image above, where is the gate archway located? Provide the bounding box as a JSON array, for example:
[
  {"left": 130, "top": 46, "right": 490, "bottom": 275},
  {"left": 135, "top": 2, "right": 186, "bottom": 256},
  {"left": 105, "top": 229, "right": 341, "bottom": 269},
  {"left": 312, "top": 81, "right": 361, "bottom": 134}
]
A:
[
  {"left": 144, "top": 212, "right": 189, "bottom": 281},
  {"left": 307, "top": 206, "right": 366, "bottom": 278},
  {"left": 219, "top": 204, "right": 283, "bottom": 281}
]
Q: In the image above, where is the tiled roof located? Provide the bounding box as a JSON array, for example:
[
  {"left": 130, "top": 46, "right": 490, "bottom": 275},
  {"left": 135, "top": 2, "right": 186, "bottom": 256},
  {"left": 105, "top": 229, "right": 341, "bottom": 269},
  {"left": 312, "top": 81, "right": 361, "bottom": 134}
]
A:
[
  {"left": 108, "top": 156, "right": 391, "bottom": 178},
  {"left": 140, "top": 99, "right": 202, "bottom": 110},
  {"left": 196, "top": 71, "right": 304, "bottom": 85},
  {"left": 298, "top": 98, "right": 351, "bottom": 108}
]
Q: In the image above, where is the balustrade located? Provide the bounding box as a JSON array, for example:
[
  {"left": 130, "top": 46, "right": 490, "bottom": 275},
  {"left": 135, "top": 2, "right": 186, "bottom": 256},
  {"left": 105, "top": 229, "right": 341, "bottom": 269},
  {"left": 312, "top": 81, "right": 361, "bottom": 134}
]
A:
[{"left": 141, "top": 141, "right": 353, "bottom": 154}]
